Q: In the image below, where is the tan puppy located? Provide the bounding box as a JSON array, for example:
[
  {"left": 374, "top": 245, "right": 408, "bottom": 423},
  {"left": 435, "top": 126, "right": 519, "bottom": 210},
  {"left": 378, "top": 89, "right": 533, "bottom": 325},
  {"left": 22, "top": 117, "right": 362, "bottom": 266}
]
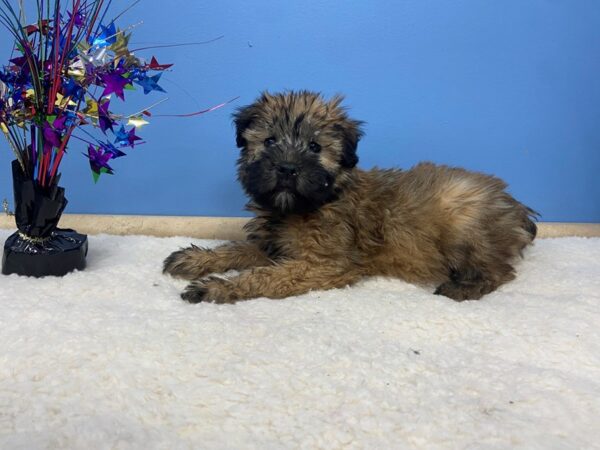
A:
[{"left": 164, "top": 91, "right": 537, "bottom": 303}]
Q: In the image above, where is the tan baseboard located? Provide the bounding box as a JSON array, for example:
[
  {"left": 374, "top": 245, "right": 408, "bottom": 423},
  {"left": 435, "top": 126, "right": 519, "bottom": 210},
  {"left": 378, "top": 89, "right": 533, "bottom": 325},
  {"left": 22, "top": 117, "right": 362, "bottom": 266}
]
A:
[
  {"left": 0, "top": 214, "right": 598, "bottom": 240},
  {"left": 0, "top": 214, "right": 248, "bottom": 240},
  {"left": 532, "top": 222, "right": 600, "bottom": 238}
]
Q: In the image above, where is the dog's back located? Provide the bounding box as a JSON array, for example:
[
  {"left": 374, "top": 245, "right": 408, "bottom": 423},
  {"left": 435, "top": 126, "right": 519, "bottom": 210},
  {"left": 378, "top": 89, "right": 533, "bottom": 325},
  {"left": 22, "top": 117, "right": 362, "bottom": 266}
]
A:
[{"left": 352, "top": 163, "right": 537, "bottom": 299}]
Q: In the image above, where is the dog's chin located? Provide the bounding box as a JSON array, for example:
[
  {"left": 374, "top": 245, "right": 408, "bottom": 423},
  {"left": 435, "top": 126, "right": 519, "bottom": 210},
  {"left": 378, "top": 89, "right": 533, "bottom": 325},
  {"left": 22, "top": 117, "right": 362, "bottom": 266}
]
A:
[{"left": 273, "top": 190, "right": 297, "bottom": 213}]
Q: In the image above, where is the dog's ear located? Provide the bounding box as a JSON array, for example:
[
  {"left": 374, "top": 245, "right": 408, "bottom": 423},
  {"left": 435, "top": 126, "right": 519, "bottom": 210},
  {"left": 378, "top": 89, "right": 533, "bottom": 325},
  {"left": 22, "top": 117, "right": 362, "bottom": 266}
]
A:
[
  {"left": 232, "top": 104, "right": 258, "bottom": 148},
  {"left": 233, "top": 92, "right": 272, "bottom": 148},
  {"left": 334, "top": 118, "right": 364, "bottom": 169}
]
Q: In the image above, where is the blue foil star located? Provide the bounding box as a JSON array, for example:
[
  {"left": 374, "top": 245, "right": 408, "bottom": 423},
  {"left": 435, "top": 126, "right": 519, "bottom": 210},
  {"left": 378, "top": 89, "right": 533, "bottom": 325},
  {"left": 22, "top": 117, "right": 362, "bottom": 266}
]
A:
[
  {"left": 114, "top": 125, "right": 129, "bottom": 144},
  {"left": 114, "top": 125, "right": 141, "bottom": 148},
  {"left": 100, "top": 140, "right": 127, "bottom": 158},
  {"left": 92, "top": 22, "right": 117, "bottom": 48},
  {"left": 135, "top": 73, "right": 166, "bottom": 95}
]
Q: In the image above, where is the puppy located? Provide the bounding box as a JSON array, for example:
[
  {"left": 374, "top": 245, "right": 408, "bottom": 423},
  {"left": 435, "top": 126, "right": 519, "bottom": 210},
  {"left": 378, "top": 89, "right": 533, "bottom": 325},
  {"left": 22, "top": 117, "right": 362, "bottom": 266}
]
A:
[{"left": 164, "top": 91, "right": 537, "bottom": 303}]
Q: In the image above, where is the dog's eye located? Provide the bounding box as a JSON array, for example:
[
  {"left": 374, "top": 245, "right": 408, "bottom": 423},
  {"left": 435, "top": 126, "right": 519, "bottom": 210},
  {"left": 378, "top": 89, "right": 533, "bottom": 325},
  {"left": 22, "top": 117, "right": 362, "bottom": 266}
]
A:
[
  {"left": 309, "top": 142, "right": 321, "bottom": 153},
  {"left": 264, "top": 137, "right": 276, "bottom": 147}
]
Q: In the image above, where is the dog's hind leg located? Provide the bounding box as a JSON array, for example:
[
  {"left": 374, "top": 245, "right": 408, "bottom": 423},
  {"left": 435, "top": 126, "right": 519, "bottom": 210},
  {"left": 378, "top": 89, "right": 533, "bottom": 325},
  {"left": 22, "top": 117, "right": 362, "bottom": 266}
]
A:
[
  {"left": 179, "top": 260, "right": 363, "bottom": 303},
  {"left": 163, "top": 241, "right": 272, "bottom": 280},
  {"left": 434, "top": 262, "right": 516, "bottom": 301}
]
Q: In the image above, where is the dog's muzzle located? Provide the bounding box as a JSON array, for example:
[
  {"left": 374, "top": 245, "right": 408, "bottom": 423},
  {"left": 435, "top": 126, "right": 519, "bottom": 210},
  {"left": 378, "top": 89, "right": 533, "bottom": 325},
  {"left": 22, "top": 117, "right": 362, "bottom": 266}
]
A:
[{"left": 276, "top": 162, "right": 299, "bottom": 188}]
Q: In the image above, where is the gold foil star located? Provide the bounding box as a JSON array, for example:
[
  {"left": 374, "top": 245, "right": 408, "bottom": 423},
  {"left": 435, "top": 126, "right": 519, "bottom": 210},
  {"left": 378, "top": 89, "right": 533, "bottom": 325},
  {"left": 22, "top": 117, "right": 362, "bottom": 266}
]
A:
[
  {"left": 111, "top": 30, "right": 132, "bottom": 57},
  {"left": 55, "top": 93, "right": 77, "bottom": 108},
  {"left": 84, "top": 99, "right": 98, "bottom": 117},
  {"left": 68, "top": 59, "right": 85, "bottom": 79},
  {"left": 127, "top": 115, "right": 149, "bottom": 128}
]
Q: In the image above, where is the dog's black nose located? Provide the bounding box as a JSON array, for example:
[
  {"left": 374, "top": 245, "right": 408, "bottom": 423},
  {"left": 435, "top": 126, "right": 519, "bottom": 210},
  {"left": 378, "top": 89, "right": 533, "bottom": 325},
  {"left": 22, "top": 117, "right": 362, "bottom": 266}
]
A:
[{"left": 277, "top": 163, "right": 298, "bottom": 177}]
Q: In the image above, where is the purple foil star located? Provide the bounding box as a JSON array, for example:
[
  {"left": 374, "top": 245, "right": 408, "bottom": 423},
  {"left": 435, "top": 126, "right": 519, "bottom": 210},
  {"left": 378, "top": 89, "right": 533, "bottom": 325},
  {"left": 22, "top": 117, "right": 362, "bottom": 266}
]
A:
[
  {"left": 101, "top": 72, "right": 129, "bottom": 100},
  {"left": 97, "top": 99, "right": 114, "bottom": 133},
  {"left": 42, "top": 121, "right": 62, "bottom": 148},
  {"left": 52, "top": 115, "right": 67, "bottom": 132},
  {"left": 125, "top": 127, "right": 142, "bottom": 147},
  {"left": 85, "top": 144, "right": 114, "bottom": 173},
  {"left": 68, "top": 11, "right": 85, "bottom": 27}
]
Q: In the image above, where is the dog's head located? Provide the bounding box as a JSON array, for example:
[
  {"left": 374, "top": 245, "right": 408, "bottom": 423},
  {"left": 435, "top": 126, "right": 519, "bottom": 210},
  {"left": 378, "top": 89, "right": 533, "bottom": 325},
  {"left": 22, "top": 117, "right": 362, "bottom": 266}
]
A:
[{"left": 233, "top": 91, "right": 363, "bottom": 215}]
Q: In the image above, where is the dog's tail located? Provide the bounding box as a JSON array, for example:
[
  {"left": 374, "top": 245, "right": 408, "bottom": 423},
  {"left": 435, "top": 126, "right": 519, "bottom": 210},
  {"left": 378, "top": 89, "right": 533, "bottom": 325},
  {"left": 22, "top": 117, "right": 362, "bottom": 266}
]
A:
[{"left": 523, "top": 206, "right": 539, "bottom": 241}]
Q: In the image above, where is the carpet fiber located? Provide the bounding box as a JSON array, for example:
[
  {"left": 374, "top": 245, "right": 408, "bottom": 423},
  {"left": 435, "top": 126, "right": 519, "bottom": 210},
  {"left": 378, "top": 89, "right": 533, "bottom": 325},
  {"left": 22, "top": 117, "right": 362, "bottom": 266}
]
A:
[{"left": 1, "top": 230, "right": 599, "bottom": 449}]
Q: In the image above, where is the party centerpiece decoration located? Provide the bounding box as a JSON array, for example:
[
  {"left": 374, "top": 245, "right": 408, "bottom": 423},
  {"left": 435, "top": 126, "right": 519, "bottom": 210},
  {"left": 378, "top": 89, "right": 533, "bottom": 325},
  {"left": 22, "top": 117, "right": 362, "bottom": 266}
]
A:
[{"left": 0, "top": 0, "right": 199, "bottom": 276}]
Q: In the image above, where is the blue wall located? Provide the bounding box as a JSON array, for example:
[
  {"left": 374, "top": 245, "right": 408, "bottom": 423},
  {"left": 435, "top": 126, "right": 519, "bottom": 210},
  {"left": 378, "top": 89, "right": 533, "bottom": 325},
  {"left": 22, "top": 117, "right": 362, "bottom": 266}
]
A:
[{"left": 1, "top": 0, "right": 599, "bottom": 222}]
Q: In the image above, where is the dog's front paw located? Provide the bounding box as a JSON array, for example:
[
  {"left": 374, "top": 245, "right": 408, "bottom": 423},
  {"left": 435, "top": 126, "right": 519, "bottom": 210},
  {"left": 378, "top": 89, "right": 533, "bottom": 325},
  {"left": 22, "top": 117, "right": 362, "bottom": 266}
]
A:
[
  {"left": 163, "top": 249, "right": 187, "bottom": 275},
  {"left": 180, "top": 278, "right": 238, "bottom": 304},
  {"left": 434, "top": 280, "right": 487, "bottom": 301},
  {"left": 163, "top": 245, "right": 211, "bottom": 280},
  {"left": 180, "top": 281, "right": 210, "bottom": 303}
]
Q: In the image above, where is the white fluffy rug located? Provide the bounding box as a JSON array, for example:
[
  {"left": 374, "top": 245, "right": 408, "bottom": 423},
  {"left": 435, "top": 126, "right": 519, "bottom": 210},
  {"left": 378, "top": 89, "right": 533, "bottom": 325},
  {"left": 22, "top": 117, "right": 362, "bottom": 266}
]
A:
[{"left": 0, "top": 230, "right": 599, "bottom": 449}]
